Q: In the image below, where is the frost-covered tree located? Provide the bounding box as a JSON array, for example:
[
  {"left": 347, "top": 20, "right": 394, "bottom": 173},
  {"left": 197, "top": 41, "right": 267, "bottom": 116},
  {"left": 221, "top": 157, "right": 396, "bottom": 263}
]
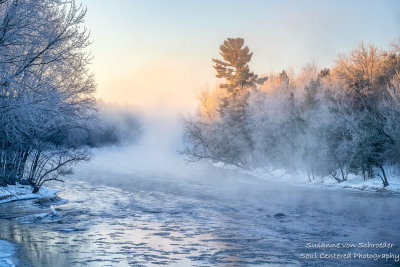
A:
[
  {"left": 0, "top": 0, "right": 95, "bottom": 192},
  {"left": 184, "top": 38, "right": 267, "bottom": 166},
  {"left": 333, "top": 42, "right": 384, "bottom": 109}
]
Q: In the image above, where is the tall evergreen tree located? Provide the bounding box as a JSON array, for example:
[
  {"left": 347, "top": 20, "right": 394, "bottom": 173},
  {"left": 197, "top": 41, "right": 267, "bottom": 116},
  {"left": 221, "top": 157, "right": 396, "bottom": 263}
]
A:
[
  {"left": 211, "top": 38, "right": 267, "bottom": 165},
  {"left": 213, "top": 38, "right": 267, "bottom": 115},
  {"left": 212, "top": 38, "right": 267, "bottom": 95}
]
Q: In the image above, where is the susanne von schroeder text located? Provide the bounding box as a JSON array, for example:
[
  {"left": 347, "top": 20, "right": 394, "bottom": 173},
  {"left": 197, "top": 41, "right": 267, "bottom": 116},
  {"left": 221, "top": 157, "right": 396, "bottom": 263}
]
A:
[{"left": 305, "top": 242, "right": 394, "bottom": 249}]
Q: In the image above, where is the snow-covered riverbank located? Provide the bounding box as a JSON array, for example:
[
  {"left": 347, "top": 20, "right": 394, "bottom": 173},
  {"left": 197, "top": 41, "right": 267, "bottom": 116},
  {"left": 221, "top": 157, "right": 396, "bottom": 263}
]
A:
[
  {"left": 0, "top": 184, "right": 59, "bottom": 204},
  {"left": 212, "top": 162, "right": 400, "bottom": 194},
  {"left": 0, "top": 185, "right": 61, "bottom": 266}
]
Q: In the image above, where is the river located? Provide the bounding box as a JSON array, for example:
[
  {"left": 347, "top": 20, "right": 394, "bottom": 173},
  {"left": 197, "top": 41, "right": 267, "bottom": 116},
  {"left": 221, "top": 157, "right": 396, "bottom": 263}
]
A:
[{"left": 0, "top": 133, "right": 399, "bottom": 266}]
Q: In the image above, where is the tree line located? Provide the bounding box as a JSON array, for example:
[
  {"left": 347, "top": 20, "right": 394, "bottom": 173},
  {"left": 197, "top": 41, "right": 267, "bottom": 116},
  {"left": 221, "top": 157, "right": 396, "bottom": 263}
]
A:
[{"left": 184, "top": 37, "right": 400, "bottom": 187}]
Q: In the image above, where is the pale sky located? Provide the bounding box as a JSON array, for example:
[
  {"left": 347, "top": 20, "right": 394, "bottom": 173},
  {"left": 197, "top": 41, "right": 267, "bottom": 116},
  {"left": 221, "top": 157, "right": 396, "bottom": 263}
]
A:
[{"left": 81, "top": 0, "right": 400, "bottom": 112}]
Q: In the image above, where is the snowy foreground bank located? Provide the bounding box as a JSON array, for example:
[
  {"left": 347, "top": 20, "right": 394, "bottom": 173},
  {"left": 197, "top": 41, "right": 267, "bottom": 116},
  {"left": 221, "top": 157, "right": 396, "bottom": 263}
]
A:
[
  {"left": 212, "top": 162, "right": 400, "bottom": 193},
  {"left": 0, "top": 184, "right": 59, "bottom": 204},
  {"left": 0, "top": 185, "right": 61, "bottom": 266}
]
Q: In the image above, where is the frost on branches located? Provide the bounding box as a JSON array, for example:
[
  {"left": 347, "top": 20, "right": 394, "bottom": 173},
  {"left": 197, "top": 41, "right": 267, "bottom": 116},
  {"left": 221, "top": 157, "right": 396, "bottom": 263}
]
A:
[
  {"left": 0, "top": 0, "right": 95, "bottom": 192},
  {"left": 184, "top": 38, "right": 400, "bottom": 187}
]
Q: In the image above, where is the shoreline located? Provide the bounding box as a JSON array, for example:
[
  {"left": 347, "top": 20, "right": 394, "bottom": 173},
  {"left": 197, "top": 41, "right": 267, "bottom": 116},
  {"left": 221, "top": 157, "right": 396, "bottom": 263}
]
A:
[
  {"left": 0, "top": 184, "right": 60, "bottom": 205},
  {"left": 210, "top": 161, "right": 400, "bottom": 194},
  {"left": 0, "top": 185, "right": 60, "bottom": 266}
]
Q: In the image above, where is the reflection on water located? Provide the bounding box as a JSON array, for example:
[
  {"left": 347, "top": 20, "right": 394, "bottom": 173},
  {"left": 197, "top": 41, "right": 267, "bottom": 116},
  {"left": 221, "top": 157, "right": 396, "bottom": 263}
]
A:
[{"left": 0, "top": 156, "right": 399, "bottom": 266}]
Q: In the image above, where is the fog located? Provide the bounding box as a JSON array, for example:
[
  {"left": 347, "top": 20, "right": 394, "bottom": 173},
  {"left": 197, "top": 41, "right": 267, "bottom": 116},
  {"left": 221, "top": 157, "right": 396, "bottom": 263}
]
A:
[
  {"left": 1, "top": 104, "right": 399, "bottom": 266},
  {"left": 85, "top": 110, "right": 185, "bottom": 172},
  {"left": 59, "top": 108, "right": 400, "bottom": 267}
]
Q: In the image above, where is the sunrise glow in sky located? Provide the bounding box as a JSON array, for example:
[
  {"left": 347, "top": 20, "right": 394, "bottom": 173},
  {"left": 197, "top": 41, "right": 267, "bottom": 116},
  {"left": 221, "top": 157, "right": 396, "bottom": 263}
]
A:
[{"left": 81, "top": 0, "right": 400, "bottom": 111}]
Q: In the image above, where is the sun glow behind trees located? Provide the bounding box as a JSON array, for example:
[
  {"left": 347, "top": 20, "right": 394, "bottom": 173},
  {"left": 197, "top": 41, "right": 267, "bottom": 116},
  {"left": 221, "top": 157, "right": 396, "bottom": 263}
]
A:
[{"left": 81, "top": 0, "right": 399, "bottom": 112}]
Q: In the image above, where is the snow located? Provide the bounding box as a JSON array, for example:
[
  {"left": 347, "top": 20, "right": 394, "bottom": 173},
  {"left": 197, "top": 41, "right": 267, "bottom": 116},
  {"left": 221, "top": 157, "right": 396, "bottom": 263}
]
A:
[
  {"left": 0, "top": 240, "right": 17, "bottom": 267},
  {"left": 317, "top": 173, "right": 400, "bottom": 193},
  {"left": 0, "top": 184, "right": 60, "bottom": 204},
  {"left": 211, "top": 161, "right": 400, "bottom": 193}
]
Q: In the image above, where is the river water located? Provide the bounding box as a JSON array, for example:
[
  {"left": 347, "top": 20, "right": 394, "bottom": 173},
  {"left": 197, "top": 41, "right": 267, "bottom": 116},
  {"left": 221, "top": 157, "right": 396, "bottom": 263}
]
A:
[{"left": 0, "top": 144, "right": 399, "bottom": 266}]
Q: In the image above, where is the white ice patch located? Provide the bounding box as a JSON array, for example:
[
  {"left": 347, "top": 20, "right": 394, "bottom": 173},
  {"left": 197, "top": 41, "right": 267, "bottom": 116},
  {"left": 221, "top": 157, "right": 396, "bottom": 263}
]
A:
[{"left": 0, "top": 240, "right": 17, "bottom": 267}]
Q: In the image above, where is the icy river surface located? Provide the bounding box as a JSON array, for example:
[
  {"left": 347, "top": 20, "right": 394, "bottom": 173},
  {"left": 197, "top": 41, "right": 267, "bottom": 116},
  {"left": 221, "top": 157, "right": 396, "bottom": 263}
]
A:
[{"left": 0, "top": 145, "right": 399, "bottom": 266}]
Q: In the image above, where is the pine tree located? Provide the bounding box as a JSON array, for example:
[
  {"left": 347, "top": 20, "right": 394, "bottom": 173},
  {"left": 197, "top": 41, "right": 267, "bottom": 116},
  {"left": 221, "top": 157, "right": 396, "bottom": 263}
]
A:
[
  {"left": 213, "top": 38, "right": 266, "bottom": 93},
  {"left": 213, "top": 38, "right": 267, "bottom": 114},
  {"left": 211, "top": 38, "right": 267, "bottom": 165}
]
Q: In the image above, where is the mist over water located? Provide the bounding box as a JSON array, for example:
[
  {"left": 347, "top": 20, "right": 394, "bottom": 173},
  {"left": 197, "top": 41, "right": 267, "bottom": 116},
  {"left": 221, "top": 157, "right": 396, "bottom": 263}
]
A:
[
  {"left": 0, "top": 111, "right": 399, "bottom": 266},
  {"left": 76, "top": 112, "right": 400, "bottom": 266},
  {"left": 84, "top": 111, "right": 186, "bottom": 172}
]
